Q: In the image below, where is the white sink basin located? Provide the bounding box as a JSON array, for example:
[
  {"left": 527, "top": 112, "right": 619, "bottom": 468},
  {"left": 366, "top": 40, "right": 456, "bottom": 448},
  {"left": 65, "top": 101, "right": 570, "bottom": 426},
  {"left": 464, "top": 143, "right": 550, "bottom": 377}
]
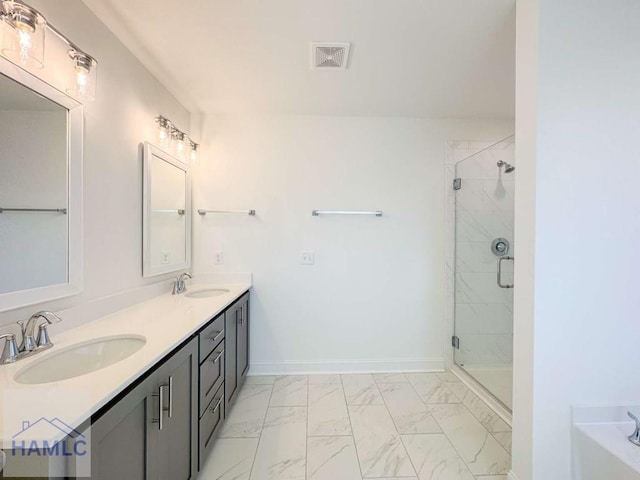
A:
[
  {"left": 185, "top": 288, "right": 230, "bottom": 298},
  {"left": 14, "top": 335, "right": 147, "bottom": 385}
]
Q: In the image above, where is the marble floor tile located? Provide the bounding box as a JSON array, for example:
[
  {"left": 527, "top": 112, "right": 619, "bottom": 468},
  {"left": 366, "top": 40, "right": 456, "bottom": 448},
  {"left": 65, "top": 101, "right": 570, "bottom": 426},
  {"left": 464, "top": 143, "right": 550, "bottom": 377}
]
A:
[
  {"left": 437, "top": 372, "right": 460, "bottom": 383},
  {"left": 245, "top": 375, "right": 276, "bottom": 385},
  {"left": 199, "top": 438, "right": 259, "bottom": 480},
  {"left": 308, "top": 374, "right": 342, "bottom": 385},
  {"left": 348, "top": 405, "right": 416, "bottom": 478},
  {"left": 492, "top": 432, "right": 512, "bottom": 454},
  {"left": 307, "top": 436, "right": 362, "bottom": 480},
  {"left": 473, "top": 476, "right": 508, "bottom": 480},
  {"left": 373, "top": 373, "right": 409, "bottom": 384},
  {"left": 342, "top": 374, "right": 384, "bottom": 405},
  {"left": 218, "top": 384, "right": 272, "bottom": 438},
  {"left": 269, "top": 375, "right": 308, "bottom": 407},
  {"left": 308, "top": 383, "right": 352, "bottom": 436},
  {"left": 378, "top": 383, "right": 441, "bottom": 434},
  {"left": 402, "top": 434, "right": 475, "bottom": 480},
  {"left": 250, "top": 407, "right": 307, "bottom": 480},
  {"left": 447, "top": 383, "right": 511, "bottom": 433},
  {"left": 428, "top": 404, "right": 511, "bottom": 475},
  {"left": 407, "top": 374, "right": 460, "bottom": 404}
]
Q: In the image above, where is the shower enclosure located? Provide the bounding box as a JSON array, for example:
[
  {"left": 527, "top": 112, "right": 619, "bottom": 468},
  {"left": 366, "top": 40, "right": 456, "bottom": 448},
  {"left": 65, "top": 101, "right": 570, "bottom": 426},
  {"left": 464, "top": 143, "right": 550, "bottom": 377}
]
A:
[{"left": 453, "top": 136, "right": 515, "bottom": 410}]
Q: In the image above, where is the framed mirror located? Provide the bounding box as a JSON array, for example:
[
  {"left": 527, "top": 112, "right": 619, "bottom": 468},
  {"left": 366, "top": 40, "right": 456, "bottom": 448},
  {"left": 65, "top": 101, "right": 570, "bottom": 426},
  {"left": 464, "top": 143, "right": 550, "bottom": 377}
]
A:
[
  {"left": 0, "top": 57, "right": 83, "bottom": 312},
  {"left": 142, "top": 142, "right": 192, "bottom": 277}
]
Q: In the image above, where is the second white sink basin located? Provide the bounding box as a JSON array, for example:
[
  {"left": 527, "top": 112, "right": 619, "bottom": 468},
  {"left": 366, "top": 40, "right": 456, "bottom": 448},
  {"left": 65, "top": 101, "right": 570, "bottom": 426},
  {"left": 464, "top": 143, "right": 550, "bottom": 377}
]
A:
[
  {"left": 14, "top": 335, "right": 147, "bottom": 385},
  {"left": 185, "top": 288, "right": 230, "bottom": 298}
]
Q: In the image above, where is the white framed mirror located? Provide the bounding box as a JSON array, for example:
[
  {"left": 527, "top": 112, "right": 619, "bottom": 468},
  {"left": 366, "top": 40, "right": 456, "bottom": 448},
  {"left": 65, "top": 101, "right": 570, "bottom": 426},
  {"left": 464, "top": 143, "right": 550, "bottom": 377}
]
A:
[
  {"left": 142, "top": 142, "right": 192, "bottom": 277},
  {"left": 0, "top": 57, "right": 83, "bottom": 312}
]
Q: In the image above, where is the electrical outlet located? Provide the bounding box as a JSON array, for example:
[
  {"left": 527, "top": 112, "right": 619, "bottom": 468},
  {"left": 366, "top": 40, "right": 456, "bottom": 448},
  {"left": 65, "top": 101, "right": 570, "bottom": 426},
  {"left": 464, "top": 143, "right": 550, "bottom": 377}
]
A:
[
  {"left": 300, "top": 251, "right": 315, "bottom": 265},
  {"left": 214, "top": 251, "right": 224, "bottom": 265},
  {"left": 161, "top": 251, "right": 171, "bottom": 264}
]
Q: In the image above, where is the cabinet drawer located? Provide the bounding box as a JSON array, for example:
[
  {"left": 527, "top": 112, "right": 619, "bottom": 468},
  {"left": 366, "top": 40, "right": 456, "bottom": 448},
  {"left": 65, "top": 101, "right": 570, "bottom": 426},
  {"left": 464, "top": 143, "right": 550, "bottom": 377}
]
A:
[
  {"left": 199, "top": 385, "right": 224, "bottom": 470},
  {"left": 199, "top": 313, "right": 225, "bottom": 363},
  {"left": 200, "top": 344, "right": 224, "bottom": 417}
]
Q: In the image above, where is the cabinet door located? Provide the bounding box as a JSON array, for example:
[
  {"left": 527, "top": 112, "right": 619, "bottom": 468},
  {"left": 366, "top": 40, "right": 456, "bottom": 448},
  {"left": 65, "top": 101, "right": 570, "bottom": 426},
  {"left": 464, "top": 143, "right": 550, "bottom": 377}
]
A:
[
  {"left": 225, "top": 308, "right": 238, "bottom": 407},
  {"left": 236, "top": 296, "right": 250, "bottom": 384},
  {"left": 156, "top": 338, "right": 198, "bottom": 480},
  {"left": 86, "top": 373, "right": 159, "bottom": 480}
]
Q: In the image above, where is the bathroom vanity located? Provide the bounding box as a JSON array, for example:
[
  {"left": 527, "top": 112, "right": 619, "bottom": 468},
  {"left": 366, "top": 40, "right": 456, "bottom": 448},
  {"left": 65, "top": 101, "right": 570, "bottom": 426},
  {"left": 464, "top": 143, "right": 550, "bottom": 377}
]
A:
[{"left": 0, "top": 284, "right": 251, "bottom": 479}]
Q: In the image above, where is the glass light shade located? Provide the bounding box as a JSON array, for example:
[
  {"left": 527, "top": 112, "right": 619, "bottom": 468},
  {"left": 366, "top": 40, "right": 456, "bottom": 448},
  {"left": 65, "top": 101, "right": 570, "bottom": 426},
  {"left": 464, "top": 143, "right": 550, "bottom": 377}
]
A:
[
  {"left": 66, "top": 51, "right": 97, "bottom": 102},
  {"left": 0, "top": 2, "right": 46, "bottom": 69},
  {"left": 173, "top": 132, "right": 186, "bottom": 160},
  {"left": 189, "top": 142, "right": 198, "bottom": 164}
]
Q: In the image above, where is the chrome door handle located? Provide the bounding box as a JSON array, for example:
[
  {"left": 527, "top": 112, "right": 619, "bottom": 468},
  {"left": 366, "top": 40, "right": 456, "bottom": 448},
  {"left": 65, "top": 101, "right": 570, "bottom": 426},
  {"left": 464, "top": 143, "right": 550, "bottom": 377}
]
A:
[
  {"left": 497, "top": 256, "right": 514, "bottom": 289},
  {"left": 153, "top": 385, "right": 166, "bottom": 430},
  {"left": 167, "top": 376, "right": 173, "bottom": 419}
]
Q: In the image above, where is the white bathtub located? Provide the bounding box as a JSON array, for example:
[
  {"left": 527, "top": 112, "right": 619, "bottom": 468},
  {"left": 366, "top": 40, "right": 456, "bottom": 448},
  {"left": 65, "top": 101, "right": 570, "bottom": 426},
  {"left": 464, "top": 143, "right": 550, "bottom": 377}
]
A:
[{"left": 573, "top": 405, "right": 640, "bottom": 480}]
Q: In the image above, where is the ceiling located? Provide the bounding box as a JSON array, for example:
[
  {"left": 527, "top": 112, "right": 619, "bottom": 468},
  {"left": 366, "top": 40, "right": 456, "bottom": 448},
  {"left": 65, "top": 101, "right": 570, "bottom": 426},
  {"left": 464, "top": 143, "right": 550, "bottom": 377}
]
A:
[{"left": 83, "top": 0, "right": 516, "bottom": 118}]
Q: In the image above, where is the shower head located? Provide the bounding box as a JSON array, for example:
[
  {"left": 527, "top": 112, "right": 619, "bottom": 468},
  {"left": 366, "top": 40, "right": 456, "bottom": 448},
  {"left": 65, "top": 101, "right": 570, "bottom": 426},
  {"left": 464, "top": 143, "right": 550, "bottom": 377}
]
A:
[{"left": 497, "top": 160, "right": 515, "bottom": 174}]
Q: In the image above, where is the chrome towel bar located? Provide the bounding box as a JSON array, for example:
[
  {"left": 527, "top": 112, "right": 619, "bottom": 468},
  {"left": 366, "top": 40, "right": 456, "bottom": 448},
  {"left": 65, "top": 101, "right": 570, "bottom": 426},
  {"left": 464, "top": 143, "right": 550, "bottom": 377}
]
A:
[
  {"left": 312, "top": 210, "right": 383, "bottom": 217},
  {"left": 152, "top": 209, "right": 185, "bottom": 215},
  {"left": 0, "top": 208, "right": 67, "bottom": 214},
  {"left": 198, "top": 209, "right": 256, "bottom": 216}
]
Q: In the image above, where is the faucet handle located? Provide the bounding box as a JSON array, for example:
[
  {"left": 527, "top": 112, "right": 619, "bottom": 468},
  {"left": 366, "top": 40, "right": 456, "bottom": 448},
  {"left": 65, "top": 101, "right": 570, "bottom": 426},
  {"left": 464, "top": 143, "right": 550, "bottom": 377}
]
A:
[
  {"left": 628, "top": 412, "right": 640, "bottom": 446},
  {"left": 0, "top": 334, "right": 19, "bottom": 365},
  {"left": 36, "top": 323, "right": 54, "bottom": 349}
]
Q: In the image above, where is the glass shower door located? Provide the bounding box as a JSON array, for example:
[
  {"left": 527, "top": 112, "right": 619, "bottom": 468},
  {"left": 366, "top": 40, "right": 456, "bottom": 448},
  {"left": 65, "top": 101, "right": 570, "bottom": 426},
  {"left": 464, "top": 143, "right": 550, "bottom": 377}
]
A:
[{"left": 453, "top": 137, "right": 515, "bottom": 409}]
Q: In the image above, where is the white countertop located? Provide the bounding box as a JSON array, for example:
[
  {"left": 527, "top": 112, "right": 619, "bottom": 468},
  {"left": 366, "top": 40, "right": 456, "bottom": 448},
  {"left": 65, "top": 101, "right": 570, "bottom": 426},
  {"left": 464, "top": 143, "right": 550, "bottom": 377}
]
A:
[{"left": 0, "top": 282, "right": 251, "bottom": 446}]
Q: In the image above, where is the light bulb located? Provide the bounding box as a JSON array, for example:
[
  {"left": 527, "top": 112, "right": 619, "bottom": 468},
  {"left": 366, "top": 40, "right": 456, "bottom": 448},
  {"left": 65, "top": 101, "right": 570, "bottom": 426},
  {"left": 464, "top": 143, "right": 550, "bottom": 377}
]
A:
[
  {"left": 75, "top": 66, "right": 89, "bottom": 97},
  {"left": 18, "top": 28, "right": 32, "bottom": 65},
  {"left": 190, "top": 148, "right": 198, "bottom": 163}
]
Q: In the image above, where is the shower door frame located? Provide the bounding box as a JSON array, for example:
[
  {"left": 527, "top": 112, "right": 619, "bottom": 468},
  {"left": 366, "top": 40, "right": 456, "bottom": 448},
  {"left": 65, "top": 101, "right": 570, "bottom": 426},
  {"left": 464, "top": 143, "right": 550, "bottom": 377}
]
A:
[{"left": 444, "top": 136, "right": 515, "bottom": 417}]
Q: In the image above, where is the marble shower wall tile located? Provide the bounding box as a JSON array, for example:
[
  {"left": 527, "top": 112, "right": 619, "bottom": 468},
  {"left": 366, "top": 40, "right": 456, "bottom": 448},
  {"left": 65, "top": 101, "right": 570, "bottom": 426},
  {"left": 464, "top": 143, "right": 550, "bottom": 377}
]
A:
[
  {"left": 427, "top": 404, "right": 511, "bottom": 475},
  {"left": 308, "top": 383, "right": 352, "bottom": 436},
  {"left": 402, "top": 434, "right": 475, "bottom": 480},
  {"left": 307, "top": 436, "right": 362, "bottom": 480},
  {"left": 269, "top": 375, "right": 308, "bottom": 407},
  {"left": 492, "top": 431, "right": 512, "bottom": 454},
  {"left": 378, "top": 383, "right": 441, "bottom": 434},
  {"left": 348, "top": 404, "right": 416, "bottom": 478},
  {"left": 199, "top": 438, "right": 259, "bottom": 480},
  {"left": 218, "top": 384, "right": 272, "bottom": 438},
  {"left": 342, "top": 374, "right": 383, "bottom": 405},
  {"left": 250, "top": 407, "right": 307, "bottom": 480}
]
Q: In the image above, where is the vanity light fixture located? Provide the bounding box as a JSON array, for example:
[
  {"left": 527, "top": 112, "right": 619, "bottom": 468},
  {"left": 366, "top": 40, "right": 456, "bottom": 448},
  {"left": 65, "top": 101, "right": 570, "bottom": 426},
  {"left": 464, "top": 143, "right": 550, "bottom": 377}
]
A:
[
  {"left": 0, "top": 1, "right": 45, "bottom": 68},
  {"left": 0, "top": 0, "right": 98, "bottom": 101},
  {"left": 154, "top": 115, "right": 199, "bottom": 164},
  {"left": 66, "top": 49, "right": 97, "bottom": 101}
]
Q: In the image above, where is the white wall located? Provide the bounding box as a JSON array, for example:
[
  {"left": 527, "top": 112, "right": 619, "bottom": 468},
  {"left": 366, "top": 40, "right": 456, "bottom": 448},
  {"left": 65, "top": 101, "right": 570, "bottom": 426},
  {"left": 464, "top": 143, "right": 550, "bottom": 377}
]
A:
[
  {"left": 193, "top": 115, "right": 513, "bottom": 373},
  {"left": 0, "top": 0, "right": 189, "bottom": 327},
  {"left": 513, "top": 0, "right": 640, "bottom": 478}
]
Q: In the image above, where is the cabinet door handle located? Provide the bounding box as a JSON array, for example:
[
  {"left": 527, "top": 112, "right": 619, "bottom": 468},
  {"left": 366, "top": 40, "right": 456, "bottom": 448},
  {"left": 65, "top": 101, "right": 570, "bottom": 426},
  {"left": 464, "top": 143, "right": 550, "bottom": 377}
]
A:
[
  {"left": 211, "top": 330, "right": 224, "bottom": 342},
  {"left": 167, "top": 376, "right": 173, "bottom": 419},
  {"left": 153, "top": 385, "right": 166, "bottom": 430},
  {"left": 237, "top": 306, "right": 243, "bottom": 326},
  {"left": 211, "top": 396, "right": 223, "bottom": 414},
  {"left": 212, "top": 349, "right": 224, "bottom": 364}
]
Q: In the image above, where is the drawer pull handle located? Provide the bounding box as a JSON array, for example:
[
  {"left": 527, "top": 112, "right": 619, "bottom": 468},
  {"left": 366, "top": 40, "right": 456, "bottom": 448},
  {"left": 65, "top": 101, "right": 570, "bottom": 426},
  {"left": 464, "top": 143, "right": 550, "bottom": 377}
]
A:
[
  {"left": 167, "top": 376, "right": 173, "bottom": 419},
  {"left": 212, "top": 349, "right": 224, "bottom": 364},
  {"left": 211, "top": 396, "right": 223, "bottom": 414},
  {"left": 210, "top": 330, "right": 224, "bottom": 342}
]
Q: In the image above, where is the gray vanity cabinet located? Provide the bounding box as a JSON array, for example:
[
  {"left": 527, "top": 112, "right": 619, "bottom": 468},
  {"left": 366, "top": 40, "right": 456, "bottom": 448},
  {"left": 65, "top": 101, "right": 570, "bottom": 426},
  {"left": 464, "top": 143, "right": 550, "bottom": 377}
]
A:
[
  {"left": 83, "top": 337, "right": 198, "bottom": 480},
  {"left": 225, "top": 292, "right": 250, "bottom": 409}
]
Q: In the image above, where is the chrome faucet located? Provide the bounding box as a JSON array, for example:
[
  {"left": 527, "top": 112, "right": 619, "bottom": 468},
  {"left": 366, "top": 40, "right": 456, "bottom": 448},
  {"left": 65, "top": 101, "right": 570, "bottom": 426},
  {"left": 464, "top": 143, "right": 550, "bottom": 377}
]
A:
[
  {"left": 172, "top": 272, "right": 192, "bottom": 295},
  {"left": 17, "top": 311, "right": 62, "bottom": 353},
  {"left": 0, "top": 333, "right": 19, "bottom": 364},
  {"left": 628, "top": 412, "right": 640, "bottom": 446}
]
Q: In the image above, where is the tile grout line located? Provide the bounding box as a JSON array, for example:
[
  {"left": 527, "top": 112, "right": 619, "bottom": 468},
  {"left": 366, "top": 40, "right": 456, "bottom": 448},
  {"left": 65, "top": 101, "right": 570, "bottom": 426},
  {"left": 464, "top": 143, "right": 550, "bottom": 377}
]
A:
[
  {"left": 340, "top": 374, "right": 365, "bottom": 480},
  {"left": 246, "top": 380, "right": 276, "bottom": 480}
]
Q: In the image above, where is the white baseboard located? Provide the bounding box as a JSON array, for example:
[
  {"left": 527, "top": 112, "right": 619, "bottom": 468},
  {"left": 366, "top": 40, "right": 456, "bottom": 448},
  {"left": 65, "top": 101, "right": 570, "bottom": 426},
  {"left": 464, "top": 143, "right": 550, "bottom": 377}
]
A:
[
  {"left": 508, "top": 470, "right": 520, "bottom": 480},
  {"left": 249, "top": 358, "right": 445, "bottom": 375}
]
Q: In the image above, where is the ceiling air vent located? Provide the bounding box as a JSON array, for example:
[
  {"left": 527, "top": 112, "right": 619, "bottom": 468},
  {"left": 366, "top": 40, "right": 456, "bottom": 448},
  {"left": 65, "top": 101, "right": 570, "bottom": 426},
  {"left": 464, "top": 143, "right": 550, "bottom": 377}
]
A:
[{"left": 311, "top": 42, "right": 350, "bottom": 70}]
